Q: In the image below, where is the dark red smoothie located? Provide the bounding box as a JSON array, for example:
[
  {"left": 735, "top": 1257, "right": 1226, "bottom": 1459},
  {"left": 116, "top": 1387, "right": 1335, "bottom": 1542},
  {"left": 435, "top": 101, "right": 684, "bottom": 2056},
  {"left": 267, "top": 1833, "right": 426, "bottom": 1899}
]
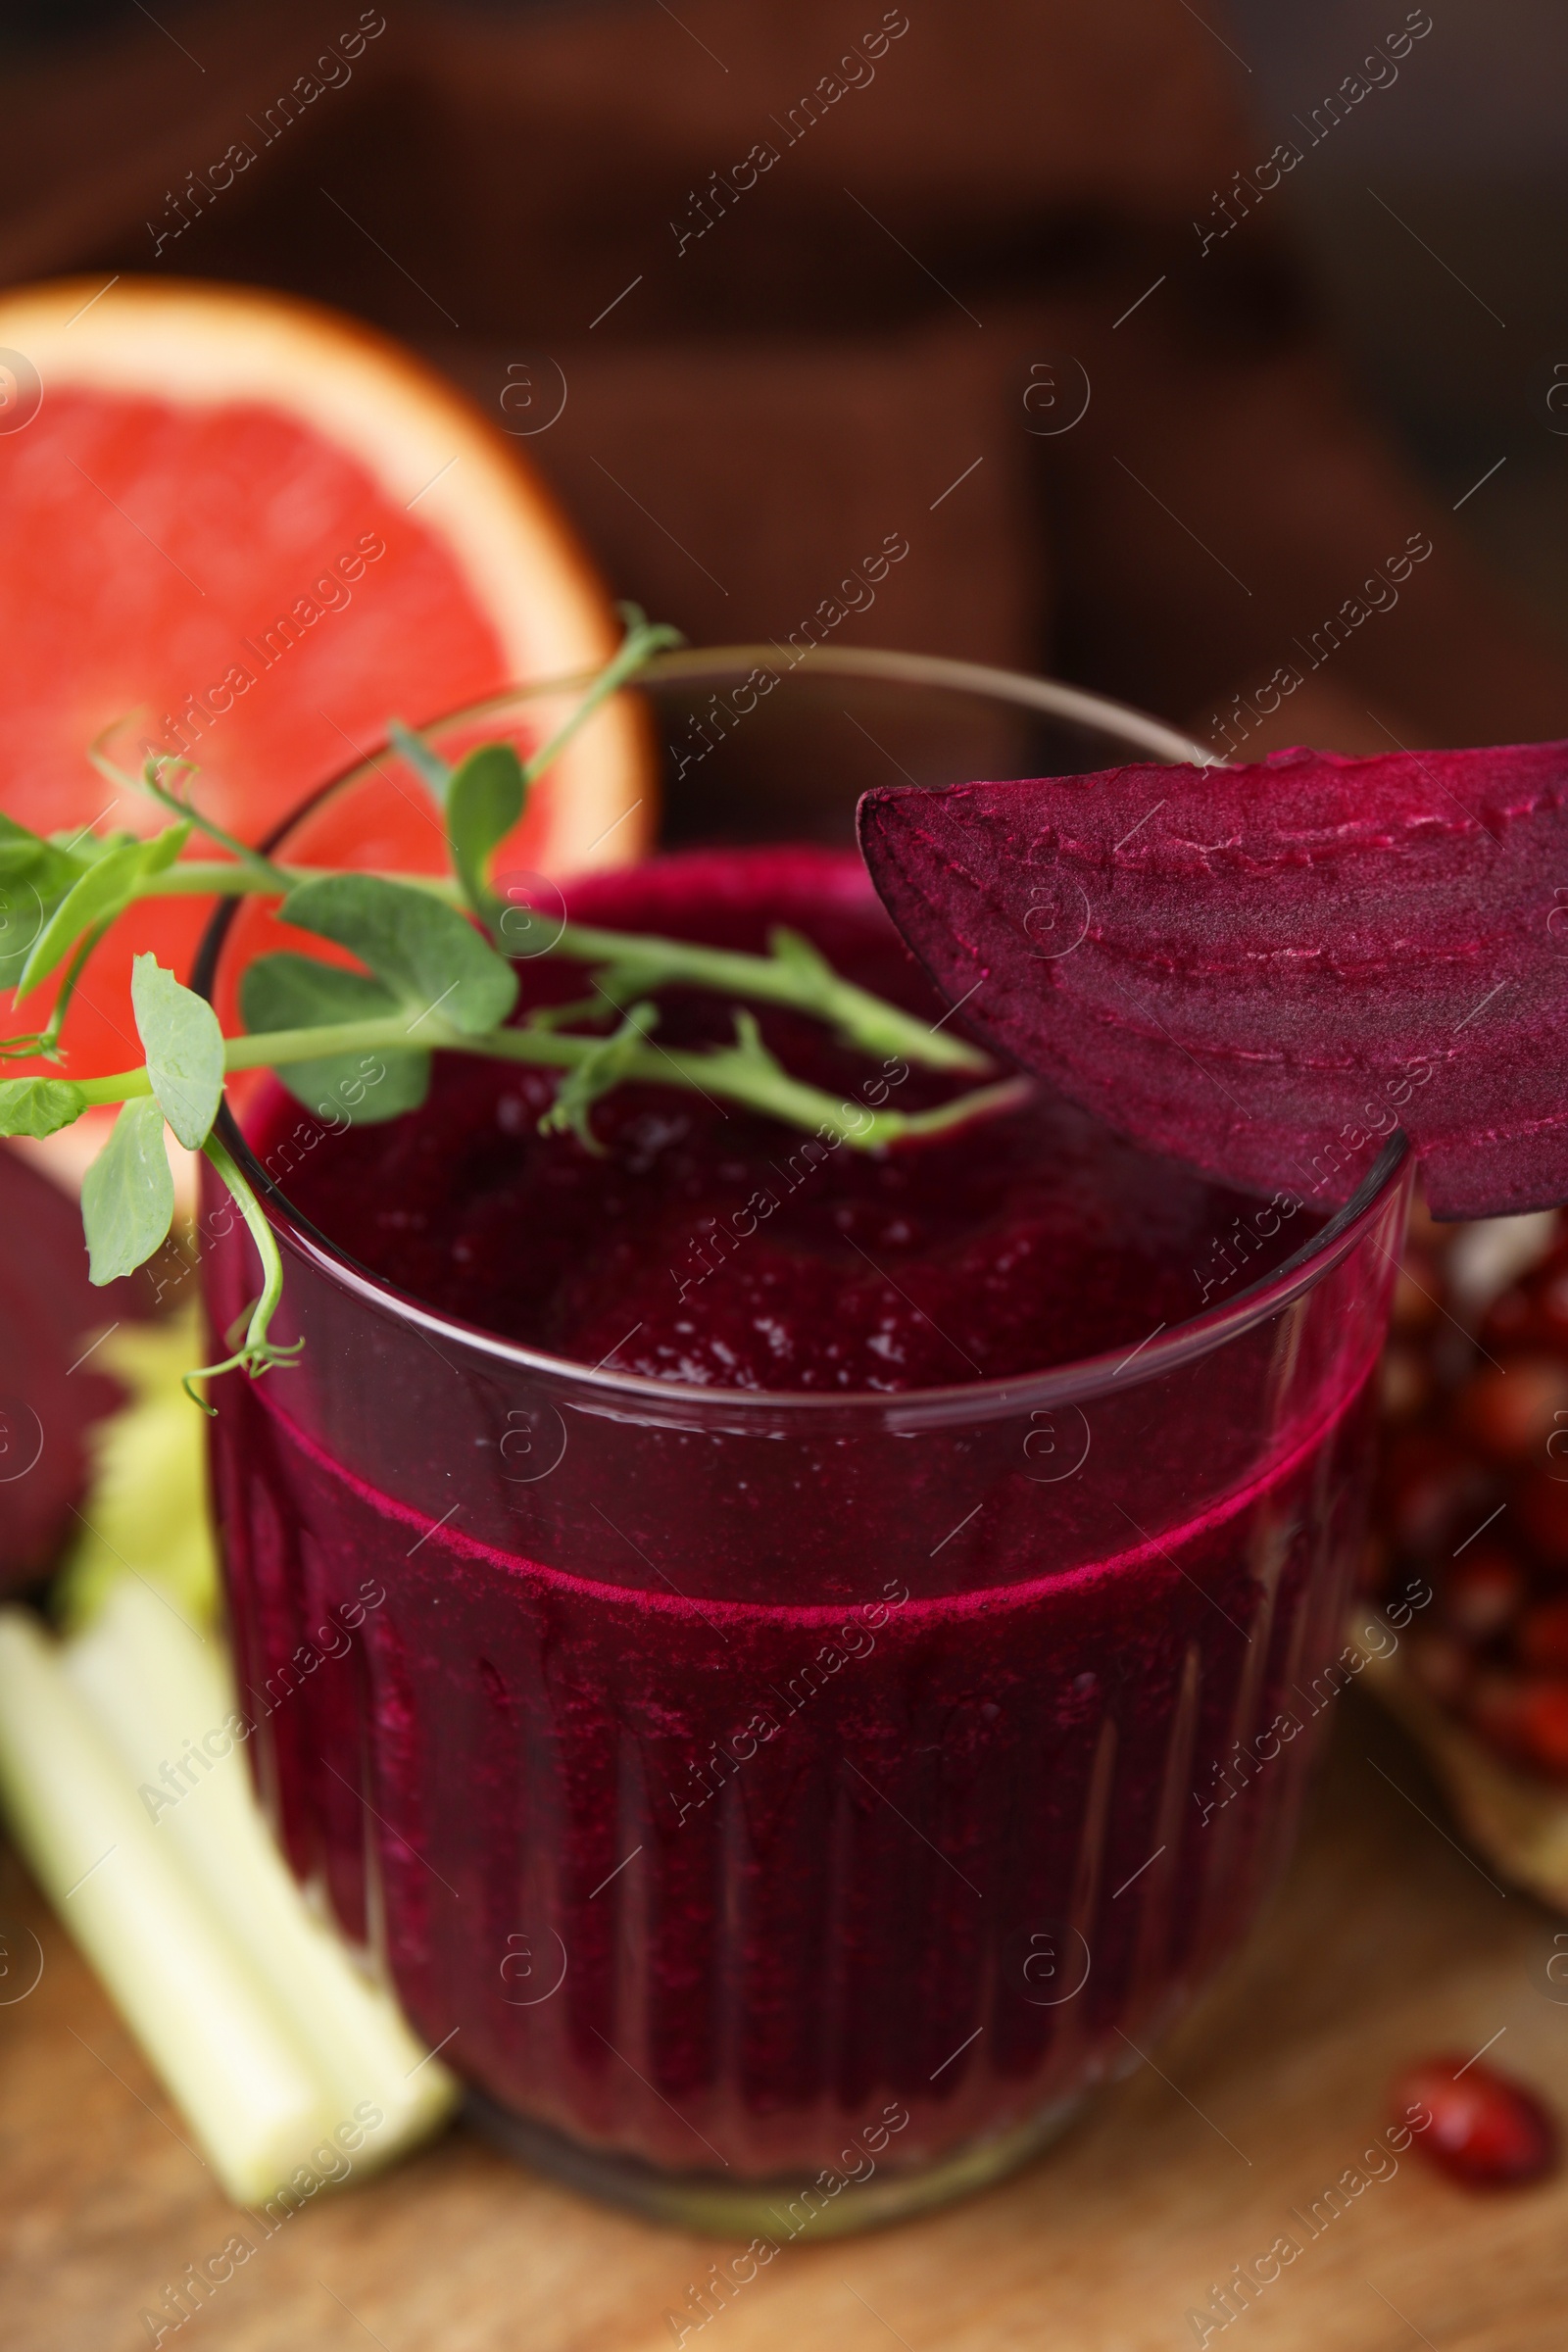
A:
[{"left": 203, "top": 848, "right": 1405, "bottom": 2209}]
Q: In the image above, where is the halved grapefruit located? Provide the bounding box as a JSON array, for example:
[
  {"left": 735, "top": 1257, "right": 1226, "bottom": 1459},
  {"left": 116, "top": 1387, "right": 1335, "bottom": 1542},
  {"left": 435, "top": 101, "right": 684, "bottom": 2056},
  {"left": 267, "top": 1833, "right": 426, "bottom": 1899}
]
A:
[{"left": 0, "top": 275, "right": 652, "bottom": 1081}]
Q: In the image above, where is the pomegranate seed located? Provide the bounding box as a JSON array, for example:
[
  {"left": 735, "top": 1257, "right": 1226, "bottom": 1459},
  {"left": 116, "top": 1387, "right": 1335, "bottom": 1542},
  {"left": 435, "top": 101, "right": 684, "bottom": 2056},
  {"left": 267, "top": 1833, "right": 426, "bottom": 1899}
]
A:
[
  {"left": 1474, "top": 1669, "right": 1568, "bottom": 1777},
  {"left": 1519, "top": 1597, "right": 1568, "bottom": 1672},
  {"left": 1484, "top": 1288, "right": 1538, "bottom": 1348},
  {"left": 1518, "top": 1472, "right": 1568, "bottom": 1568},
  {"left": 1455, "top": 1359, "right": 1568, "bottom": 1465},
  {"left": 1444, "top": 1545, "right": 1525, "bottom": 1640},
  {"left": 1517, "top": 1682, "right": 1568, "bottom": 1777},
  {"left": 1383, "top": 1435, "right": 1487, "bottom": 1555},
  {"left": 1467, "top": 1670, "right": 1529, "bottom": 1753},
  {"left": 1393, "top": 2057, "right": 1557, "bottom": 2188},
  {"left": 1540, "top": 1271, "right": 1568, "bottom": 1341}
]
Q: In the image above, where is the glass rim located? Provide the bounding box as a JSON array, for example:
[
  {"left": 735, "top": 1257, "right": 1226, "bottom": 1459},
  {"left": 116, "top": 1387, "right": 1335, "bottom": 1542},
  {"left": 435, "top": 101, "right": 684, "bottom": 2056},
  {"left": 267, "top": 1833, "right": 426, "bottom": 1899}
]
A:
[{"left": 196, "top": 644, "right": 1410, "bottom": 1433}]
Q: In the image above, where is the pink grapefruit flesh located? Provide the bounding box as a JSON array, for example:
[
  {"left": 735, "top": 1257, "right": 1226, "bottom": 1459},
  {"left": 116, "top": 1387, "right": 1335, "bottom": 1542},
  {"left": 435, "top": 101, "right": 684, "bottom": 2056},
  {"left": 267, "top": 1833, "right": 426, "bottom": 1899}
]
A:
[{"left": 0, "top": 277, "right": 651, "bottom": 1080}]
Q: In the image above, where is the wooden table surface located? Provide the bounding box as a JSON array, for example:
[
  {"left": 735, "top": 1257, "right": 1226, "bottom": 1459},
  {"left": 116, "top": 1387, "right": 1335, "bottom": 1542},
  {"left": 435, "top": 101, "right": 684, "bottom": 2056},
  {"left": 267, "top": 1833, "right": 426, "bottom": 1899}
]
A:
[{"left": 4, "top": 1688, "right": 1564, "bottom": 2352}]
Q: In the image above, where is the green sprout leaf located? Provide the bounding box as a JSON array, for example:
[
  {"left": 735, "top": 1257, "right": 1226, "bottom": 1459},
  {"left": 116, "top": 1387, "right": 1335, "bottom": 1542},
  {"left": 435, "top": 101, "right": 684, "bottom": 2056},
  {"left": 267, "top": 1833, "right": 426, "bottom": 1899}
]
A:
[
  {"left": 518, "top": 608, "right": 683, "bottom": 791},
  {"left": 278, "top": 873, "right": 518, "bottom": 1037},
  {"left": 767, "top": 924, "right": 837, "bottom": 992},
  {"left": 80, "top": 1098, "right": 174, "bottom": 1285},
  {"left": 0, "top": 817, "right": 88, "bottom": 987},
  {"left": 0, "top": 813, "right": 79, "bottom": 894},
  {"left": 538, "top": 1000, "right": 659, "bottom": 1154},
  {"left": 446, "top": 743, "right": 526, "bottom": 916},
  {"left": 240, "top": 954, "right": 430, "bottom": 1123},
  {"left": 0, "top": 812, "right": 51, "bottom": 876},
  {"left": 17, "top": 823, "right": 191, "bottom": 998},
  {"left": 0, "top": 1075, "right": 88, "bottom": 1137},
  {"left": 22, "top": 629, "right": 1032, "bottom": 1408},
  {"left": 130, "top": 955, "right": 224, "bottom": 1150}
]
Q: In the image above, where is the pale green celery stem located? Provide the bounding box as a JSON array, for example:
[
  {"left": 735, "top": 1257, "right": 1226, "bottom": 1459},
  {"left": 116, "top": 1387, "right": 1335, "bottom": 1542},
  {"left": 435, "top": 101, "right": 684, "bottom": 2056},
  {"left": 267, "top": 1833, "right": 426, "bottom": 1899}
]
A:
[
  {"left": 0, "top": 1607, "right": 321, "bottom": 2203},
  {"left": 554, "top": 919, "right": 991, "bottom": 1074},
  {"left": 64, "top": 1580, "right": 456, "bottom": 2160}
]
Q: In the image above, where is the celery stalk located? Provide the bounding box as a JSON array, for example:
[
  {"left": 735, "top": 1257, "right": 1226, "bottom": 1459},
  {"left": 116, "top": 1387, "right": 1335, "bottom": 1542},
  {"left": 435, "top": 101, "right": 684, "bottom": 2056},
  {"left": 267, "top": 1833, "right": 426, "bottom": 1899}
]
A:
[
  {"left": 0, "top": 1609, "right": 321, "bottom": 2201},
  {"left": 5, "top": 1312, "right": 458, "bottom": 2199},
  {"left": 63, "top": 1579, "right": 456, "bottom": 2161},
  {"left": 52, "top": 1313, "right": 220, "bottom": 1635}
]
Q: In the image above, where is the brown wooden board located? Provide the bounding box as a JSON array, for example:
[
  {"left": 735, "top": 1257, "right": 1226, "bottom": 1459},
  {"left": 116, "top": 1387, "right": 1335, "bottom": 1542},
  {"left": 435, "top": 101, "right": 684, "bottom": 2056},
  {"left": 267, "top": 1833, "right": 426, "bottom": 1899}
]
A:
[{"left": 4, "top": 1691, "right": 1565, "bottom": 2352}]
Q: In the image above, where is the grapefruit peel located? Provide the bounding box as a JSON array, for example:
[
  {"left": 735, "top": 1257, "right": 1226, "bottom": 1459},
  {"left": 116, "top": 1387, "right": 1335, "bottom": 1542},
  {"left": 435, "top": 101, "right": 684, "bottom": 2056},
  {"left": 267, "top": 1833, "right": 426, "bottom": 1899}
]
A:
[
  {"left": 0, "top": 275, "right": 656, "bottom": 1080},
  {"left": 0, "top": 275, "right": 648, "bottom": 870},
  {"left": 857, "top": 741, "right": 1568, "bottom": 1223}
]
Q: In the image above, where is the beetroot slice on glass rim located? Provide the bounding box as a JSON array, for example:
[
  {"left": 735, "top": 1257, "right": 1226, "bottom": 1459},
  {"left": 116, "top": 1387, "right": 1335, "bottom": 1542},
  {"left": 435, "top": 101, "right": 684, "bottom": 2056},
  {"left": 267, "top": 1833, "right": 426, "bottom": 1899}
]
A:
[{"left": 858, "top": 740, "right": 1568, "bottom": 1220}]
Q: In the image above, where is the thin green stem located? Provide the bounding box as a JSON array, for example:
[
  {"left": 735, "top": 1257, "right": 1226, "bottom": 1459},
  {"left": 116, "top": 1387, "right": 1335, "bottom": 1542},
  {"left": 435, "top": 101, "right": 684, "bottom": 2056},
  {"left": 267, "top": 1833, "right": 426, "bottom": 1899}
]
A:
[
  {"left": 74, "top": 1011, "right": 1026, "bottom": 1152},
  {"left": 123, "top": 872, "right": 982, "bottom": 1073},
  {"left": 89, "top": 740, "right": 288, "bottom": 890},
  {"left": 11, "top": 636, "right": 1026, "bottom": 1410},
  {"left": 100, "top": 868, "right": 986, "bottom": 1077},
  {"left": 520, "top": 613, "right": 684, "bottom": 787},
  {"left": 130, "top": 861, "right": 463, "bottom": 902},
  {"left": 465, "top": 1023, "right": 1023, "bottom": 1148},
  {"left": 38, "top": 919, "right": 112, "bottom": 1054},
  {"left": 183, "top": 1135, "right": 304, "bottom": 1408},
  {"left": 75, "top": 1016, "right": 423, "bottom": 1100},
  {"left": 553, "top": 920, "right": 990, "bottom": 1074}
]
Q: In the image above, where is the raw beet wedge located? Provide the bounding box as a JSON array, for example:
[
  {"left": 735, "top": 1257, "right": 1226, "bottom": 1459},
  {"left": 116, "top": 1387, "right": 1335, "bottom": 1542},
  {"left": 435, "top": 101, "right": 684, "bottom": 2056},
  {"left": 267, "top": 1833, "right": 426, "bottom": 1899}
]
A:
[
  {"left": 858, "top": 741, "right": 1568, "bottom": 1220},
  {"left": 0, "top": 1144, "right": 135, "bottom": 1591}
]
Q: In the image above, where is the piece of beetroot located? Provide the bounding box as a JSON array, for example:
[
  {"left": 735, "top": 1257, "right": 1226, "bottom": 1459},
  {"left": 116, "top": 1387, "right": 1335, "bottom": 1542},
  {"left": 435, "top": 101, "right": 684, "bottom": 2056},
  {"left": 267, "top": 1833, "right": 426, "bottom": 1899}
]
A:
[
  {"left": 0, "top": 1144, "right": 135, "bottom": 1591},
  {"left": 858, "top": 742, "right": 1568, "bottom": 1220}
]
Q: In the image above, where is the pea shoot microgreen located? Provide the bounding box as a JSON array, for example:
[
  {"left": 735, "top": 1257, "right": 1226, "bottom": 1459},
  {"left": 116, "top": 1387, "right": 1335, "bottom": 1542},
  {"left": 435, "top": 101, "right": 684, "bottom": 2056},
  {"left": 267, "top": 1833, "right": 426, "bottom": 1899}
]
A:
[{"left": 0, "top": 612, "right": 1024, "bottom": 1404}]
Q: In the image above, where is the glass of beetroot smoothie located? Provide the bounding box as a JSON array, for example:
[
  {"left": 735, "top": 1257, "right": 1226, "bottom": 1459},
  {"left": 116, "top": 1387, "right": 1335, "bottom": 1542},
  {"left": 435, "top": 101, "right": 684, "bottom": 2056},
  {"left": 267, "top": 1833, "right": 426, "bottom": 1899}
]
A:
[{"left": 196, "top": 651, "right": 1410, "bottom": 2234}]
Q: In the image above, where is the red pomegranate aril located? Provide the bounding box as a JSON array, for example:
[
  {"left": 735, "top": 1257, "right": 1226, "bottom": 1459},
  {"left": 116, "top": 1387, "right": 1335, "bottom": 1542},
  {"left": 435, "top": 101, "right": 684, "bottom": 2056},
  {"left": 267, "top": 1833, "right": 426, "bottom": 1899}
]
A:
[
  {"left": 1384, "top": 1435, "right": 1487, "bottom": 1556},
  {"left": 1517, "top": 1682, "right": 1568, "bottom": 1777},
  {"left": 1518, "top": 1597, "right": 1568, "bottom": 1672},
  {"left": 1358, "top": 1531, "right": 1390, "bottom": 1595},
  {"left": 1444, "top": 1546, "right": 1525, "bottom": 1641},
  {"left": 1454, "top": 1359, "right": 1568, "bottom": 1465},
  {"left": 1540, "top": 1270, "right": 1568, "bottom": 1341},
  {"left": 1368, "top": 1208, "right": 1568, "bottom": 1784},
  {"left": 1393, "top": 2058, "right": 1558, "bottom": 2188},
  {"left": 1483, "top": 1289, "right": 1537, "bottom": 1348},
  {"left": 1468, "top": 1670, "right": 1529, "bottom": 1752},
  {"left": 1518, "top": 1472, "right": 1568, "bottom": 1568}
]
